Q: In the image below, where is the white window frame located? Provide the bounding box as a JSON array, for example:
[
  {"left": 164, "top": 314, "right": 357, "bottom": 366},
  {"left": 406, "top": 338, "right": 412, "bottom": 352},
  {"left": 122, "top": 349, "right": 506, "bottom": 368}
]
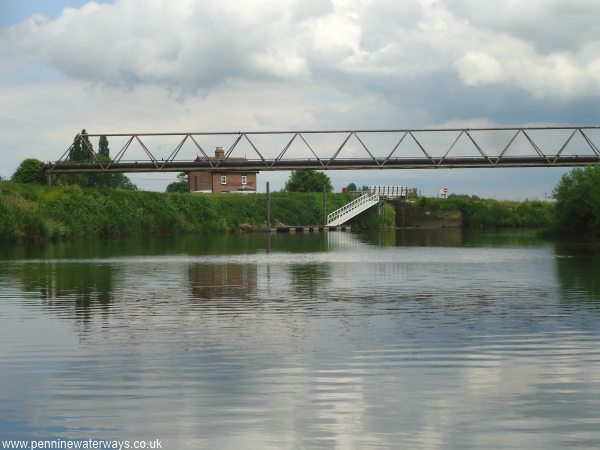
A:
[
  {"left": 241, "top": 175, "right": 248, "bottom": 185},
  {"left": 221, "top": 175, "right": 227, "bottom": 185}
]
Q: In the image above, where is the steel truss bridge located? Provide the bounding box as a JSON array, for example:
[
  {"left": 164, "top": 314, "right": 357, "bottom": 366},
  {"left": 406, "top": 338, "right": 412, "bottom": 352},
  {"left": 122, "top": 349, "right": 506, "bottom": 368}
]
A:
[{"left": 44, "top": 126, "right": 600, "bottom": 174}]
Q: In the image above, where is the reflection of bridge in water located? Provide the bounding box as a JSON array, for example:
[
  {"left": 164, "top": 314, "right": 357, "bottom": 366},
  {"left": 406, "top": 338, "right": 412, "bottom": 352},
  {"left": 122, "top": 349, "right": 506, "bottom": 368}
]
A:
[{"left": 44, "top": 126, "right": 600, "bottom": 174}]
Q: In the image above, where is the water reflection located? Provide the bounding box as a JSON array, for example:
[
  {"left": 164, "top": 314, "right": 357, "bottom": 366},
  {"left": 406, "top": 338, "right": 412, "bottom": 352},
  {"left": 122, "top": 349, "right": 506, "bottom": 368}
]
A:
[
  {"left": 189, "top": 264, "right": 257, "bottom": 300},
  {"left": 556, "top": 243, "right": 600, "bottom": 303},
  {"left": 289, "top": 263, "right": 332, "bottom": 298},
  {"left": 4, "top": 262, "right": 114, "bottom": 317},
  {"left": 1, "top": 231, "right": 600, "bottom": 448},
  {"left": 360, "top": 228, "right": 549, "bottom": 247}
]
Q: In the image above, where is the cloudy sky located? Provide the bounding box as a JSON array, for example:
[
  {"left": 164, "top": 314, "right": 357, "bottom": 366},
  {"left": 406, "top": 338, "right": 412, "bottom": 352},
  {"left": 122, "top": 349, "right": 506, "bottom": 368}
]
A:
[{"left": 1, "top": 0, "right": 599, "bottom": 197}]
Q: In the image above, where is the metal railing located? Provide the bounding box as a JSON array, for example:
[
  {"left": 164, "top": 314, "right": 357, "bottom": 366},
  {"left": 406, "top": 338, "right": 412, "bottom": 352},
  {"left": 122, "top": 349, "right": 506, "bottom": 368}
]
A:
[
  {"left": 368, "top": 186, "right": 416, "bottom": 199},
  {"left": 44, "top": 126, "right": 600, "bottom": 173},
  {"left": 326, "top": 191, "right": 381, "bottom": 226}
]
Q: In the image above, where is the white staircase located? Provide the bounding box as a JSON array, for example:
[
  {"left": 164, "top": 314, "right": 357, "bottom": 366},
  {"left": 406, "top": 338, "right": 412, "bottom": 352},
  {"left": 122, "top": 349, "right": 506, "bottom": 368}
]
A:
[{"left": 326, "top": 192, "right": 381, "bottom": 226}]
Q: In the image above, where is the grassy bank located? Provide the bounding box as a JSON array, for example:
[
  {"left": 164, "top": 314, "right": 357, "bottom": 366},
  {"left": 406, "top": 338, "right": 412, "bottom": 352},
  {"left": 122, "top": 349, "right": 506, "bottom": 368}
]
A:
[
  {"left": 0, "top": 182, "right": 554, "bottom": 243},
  {"left": 0, "top": 182, "right": 357, "bottom": 242},
  {"left": 415, "top": 195, "right": 554, "bottom": 228}
]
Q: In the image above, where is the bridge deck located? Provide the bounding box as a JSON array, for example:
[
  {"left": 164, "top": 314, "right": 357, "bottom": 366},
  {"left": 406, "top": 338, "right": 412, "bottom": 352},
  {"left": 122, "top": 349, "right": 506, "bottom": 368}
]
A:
[
  {"left": 44, "top": 155, "right": 600, "bottom": 173},
  {"left": 44, "top": 127, "right": 600, "bottom": 173}
]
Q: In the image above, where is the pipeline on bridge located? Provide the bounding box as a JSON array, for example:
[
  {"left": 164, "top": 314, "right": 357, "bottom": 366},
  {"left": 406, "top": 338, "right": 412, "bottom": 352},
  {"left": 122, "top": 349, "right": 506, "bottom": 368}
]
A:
[{"left": 44, "top": 126, "right": 600, "bottom": 173}]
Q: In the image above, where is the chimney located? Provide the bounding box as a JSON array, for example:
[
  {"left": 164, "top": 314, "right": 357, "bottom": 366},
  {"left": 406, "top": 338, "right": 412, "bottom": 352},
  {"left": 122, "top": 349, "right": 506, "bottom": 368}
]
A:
[{"left": 215, "top": 146, "right": 225, "bottom": 160}]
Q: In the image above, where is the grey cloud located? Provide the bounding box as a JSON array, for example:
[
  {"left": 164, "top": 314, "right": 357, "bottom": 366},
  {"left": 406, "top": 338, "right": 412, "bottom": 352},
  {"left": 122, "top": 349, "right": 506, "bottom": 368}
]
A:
[
  {"left": 290, "top": 0, "right": 333, "bottom": 22},
  {"left": 445, "top": 0, "right": 600, "bottom": 54},
  {"left": 7, "top": 0, "right": 600, "bottom": 100}
]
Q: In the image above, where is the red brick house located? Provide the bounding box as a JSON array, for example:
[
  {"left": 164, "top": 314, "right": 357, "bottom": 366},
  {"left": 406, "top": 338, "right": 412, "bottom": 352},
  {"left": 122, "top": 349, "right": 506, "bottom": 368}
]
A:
[{"left": 188, "top": 147, "right": 258, "bottom": 194}]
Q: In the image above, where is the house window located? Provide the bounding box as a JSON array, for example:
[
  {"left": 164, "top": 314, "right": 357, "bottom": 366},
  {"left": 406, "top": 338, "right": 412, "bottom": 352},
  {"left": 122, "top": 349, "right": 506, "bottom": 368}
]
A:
[
  {"left": 241, "top": 175, "right": 247, "bottom": 185},
  {"left": 221, "top": 175, "right": 227, "bottom": 185}
]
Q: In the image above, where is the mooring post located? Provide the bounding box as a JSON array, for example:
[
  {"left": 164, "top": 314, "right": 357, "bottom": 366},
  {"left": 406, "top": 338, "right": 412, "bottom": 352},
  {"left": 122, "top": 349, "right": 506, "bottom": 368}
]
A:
[
  {"left": 266, "top": 181, "right": 271, "bottom": 228},
  {"left": 323, "top": 186, "right": 327, "bottom": 226}
]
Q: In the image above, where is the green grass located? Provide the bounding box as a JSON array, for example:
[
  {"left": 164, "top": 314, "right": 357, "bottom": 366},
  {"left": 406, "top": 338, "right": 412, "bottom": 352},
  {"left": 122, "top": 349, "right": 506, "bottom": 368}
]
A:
[
  {"left": 415, "top": 195, "right": 554, "bottom": 228},
  {"left": 0, "top": 182, "right": 363, "bottom": 243},
  {"left": 0, "top": 182, "right": 558, "bottom": 243}
]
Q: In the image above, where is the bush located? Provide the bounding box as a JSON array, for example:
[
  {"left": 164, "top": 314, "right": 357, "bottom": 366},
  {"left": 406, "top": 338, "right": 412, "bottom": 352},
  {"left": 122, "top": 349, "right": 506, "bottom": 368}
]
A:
[
  {"left": 0, "top": 183, "right": 362, "bottom": 242},
  {"left": 284, "top": 170, "right": 333, "bottom": 192},
  {"left": 11, "top": 159, "right": 44, "bottom": 184},
  {"left": 553, "top": 165, "right": 600, "bottom": 237},
  {"left": 416, "top": 194, "right": 554, "bottom": 228}
]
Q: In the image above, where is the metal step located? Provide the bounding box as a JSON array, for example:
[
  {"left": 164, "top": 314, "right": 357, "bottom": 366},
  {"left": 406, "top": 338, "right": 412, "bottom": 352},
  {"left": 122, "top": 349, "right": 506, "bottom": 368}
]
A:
[{"left": 326, "top": 192, "right": 380, "bottom": 226}]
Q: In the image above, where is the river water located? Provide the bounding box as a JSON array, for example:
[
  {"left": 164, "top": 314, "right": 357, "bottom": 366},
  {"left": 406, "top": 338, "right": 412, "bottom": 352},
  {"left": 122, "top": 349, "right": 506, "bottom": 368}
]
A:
[{"left": 1, "top": 229, "right": 600, "bottom": 449}]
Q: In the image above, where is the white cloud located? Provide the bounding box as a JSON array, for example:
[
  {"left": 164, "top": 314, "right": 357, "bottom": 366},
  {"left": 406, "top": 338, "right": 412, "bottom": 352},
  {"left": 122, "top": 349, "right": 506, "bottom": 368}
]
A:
[
  {"left": 4, "top": 0, "right": 310, "bottom": 92},
  {"left": 4, "top": 0, "right": 600, "bottom": 99},
  {"left": 4, "top": 0, "right": 600, "bottom": 98},
  {"left": 456, "top": 51, "right": 503, "bottom": 85},
  {"left": 0, "top": 0, "right": 598, "bottom": 196}
]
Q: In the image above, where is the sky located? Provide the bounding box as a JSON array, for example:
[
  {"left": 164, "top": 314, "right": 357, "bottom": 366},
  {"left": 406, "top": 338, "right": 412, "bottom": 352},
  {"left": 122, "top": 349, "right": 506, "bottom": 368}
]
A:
[{"left": 1, "top": 0, "right": 599, "bottom": 197}]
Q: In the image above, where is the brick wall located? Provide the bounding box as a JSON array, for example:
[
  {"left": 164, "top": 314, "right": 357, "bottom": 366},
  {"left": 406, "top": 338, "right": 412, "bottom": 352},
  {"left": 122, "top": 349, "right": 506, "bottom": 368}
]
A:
[
  {"left": 188, "top": 171, "right": 257, "bottom": 193},
  {"left": 188, "top": 171, "right": 213, "bottom": 192}
]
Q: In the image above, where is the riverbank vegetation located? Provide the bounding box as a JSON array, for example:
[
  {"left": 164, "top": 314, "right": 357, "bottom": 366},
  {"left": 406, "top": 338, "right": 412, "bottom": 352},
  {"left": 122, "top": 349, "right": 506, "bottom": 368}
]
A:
[
  {"left": 0, "top": 181, "right": 355, "bottom": 242},
  {"left": 4, "top": 163, "right": 600, "bottom": 243},
  {"left": 0, "top": 180, "right": 554, "bottom": 243},
  {"left": 415, "top": 195, "right": 554, "bottom": 228},
  {"left": 552, "top": 165, "right": 600, "bottom": 238}
]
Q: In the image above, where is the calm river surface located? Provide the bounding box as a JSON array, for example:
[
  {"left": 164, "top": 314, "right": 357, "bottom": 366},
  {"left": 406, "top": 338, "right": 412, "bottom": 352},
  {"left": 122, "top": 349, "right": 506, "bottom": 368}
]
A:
[{"left": 1, "top": 229, "right": 600, "bottom": 449}]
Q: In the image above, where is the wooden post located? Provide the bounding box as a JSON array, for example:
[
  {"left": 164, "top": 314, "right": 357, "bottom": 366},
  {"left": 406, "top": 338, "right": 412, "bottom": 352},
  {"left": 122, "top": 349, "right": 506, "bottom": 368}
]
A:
[
  {"left": 266, "top": 181, "right": 271, "bottom": 228},
  {"left": 323, "top": 186, "right": 327, "bottom": 226}
]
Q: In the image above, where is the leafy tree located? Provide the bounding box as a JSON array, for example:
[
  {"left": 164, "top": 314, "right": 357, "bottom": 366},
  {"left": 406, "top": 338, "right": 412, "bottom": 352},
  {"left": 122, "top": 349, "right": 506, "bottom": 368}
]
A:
[
  {"left": 284, "top": 170, "right": 332, "bottom": 193},
  {"left": 98, "top": 135, "right": 110, "bottom": 158},
  {"left": 69, "top": 135, "right": 83, "bottom": 162},
  {"left": 347, "top": 182, "right": 357, "bottom": 192},
  {"left": 80, "top": 130, "right": 94, "bottom": 158},
  {"left": 63, "top": 132, "right": 136, "bottom": 190},
  {"left": 87, "top": 172, "right": 137, "bottom": 190},
  {"left": 69, "top": 129, "right": 94, "bottom": 162},
  {"left": 166, "top": 172, "right": 189, "bottom": 193},
  {"left": 553, "top": 165, "right": 600, "bottom": 237},
  {"left": 113, "top": 174, "right": 137, "bottom": 190},
  {"left": 11, "top": 158, "right": 44, "bottom": 184}
]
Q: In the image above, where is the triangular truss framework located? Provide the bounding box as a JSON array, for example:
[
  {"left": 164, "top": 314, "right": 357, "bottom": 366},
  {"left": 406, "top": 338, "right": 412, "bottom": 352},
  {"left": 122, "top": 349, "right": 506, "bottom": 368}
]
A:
[{"left": 48, "top": 127, "right": 600, "bottom": 173}]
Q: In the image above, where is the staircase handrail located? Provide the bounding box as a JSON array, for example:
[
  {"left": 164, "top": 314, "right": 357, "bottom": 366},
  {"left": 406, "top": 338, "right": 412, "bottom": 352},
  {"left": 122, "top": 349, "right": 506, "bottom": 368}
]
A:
[{"left": 327, "top": 191, "right": 380, "bottom": 224}]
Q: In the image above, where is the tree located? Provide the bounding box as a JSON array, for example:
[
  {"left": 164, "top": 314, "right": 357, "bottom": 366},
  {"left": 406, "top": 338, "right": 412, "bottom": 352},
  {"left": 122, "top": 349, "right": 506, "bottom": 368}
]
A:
[
  {"left": 111, "top": 174, "right": 137, "bottom": 190},
  {"left": 98, "top": 135, "right": 110, "bottom": 158},
  {"left": 63, "top": 132, "right": 137, "bottom": 190},
  {"left": 284, "top": 170, "right": 332, "bottom": 192},
  {"left": 11, "top": 158, "right": 44, "bottom": 184},
  {"left": 347, "top": 182, "right": 357, "bottom": 192},
  {"left": 166, "top": 172, "right": 189, "bottom": 193},
  {"left": 86, "top": 172, "right": 137, "bottom": 190},
  {"left": 69, "top": 129, "right": 94, "bottom": 162},
  {"left": 553, "top": 165, "right": 600, "bottom": 237}
]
